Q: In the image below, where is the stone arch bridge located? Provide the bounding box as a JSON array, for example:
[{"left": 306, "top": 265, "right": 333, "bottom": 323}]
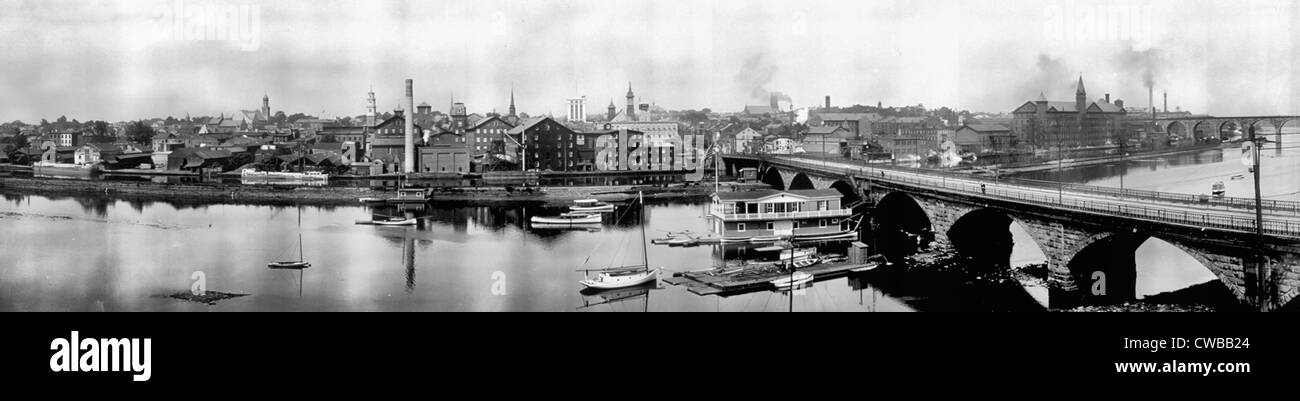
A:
[{"left": 723, "top": 154, "right": 1300, "bottom": 311}]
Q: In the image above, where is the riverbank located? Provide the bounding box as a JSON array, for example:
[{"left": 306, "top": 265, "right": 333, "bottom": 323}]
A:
[
  {"left": 0, "top": 175, "right": 764, "bottom": 207},
  {"left": 993, "top": 143, "right": 1229, "bottom": 175}
]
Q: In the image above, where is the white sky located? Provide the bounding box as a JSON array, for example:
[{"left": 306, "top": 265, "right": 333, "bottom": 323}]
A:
[{"left": 0, "top": 0, "right": 1297, "bottom": 122}]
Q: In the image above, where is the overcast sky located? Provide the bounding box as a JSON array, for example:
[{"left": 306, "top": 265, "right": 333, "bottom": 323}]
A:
[{"left": 1, "top": 0, "right": 1297, "bottom": 122}]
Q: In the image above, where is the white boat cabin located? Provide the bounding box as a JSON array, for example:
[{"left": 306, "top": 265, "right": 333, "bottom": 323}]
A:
[{"left": 709, "top": 189, "right": 853, "bottom": 239}]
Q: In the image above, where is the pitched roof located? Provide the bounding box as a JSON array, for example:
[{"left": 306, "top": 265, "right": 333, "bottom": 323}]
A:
[
  {"left": 959, "top": 124, "right": 1011, "bottom": 133},
  {"left": 715, "top": 188, "right": 844, "bottom": 202},
  {"left": 806, "top": 126, "right": 848, "bottom": 135},
  {"left": 505, "top": 117, "right": 549, "bottom": 134},
  {"left": 470, "top": 115, "right": 515, "bottom": 130},
  {"left": 743, "top": 105, "right": 777, "bottom": 114}
]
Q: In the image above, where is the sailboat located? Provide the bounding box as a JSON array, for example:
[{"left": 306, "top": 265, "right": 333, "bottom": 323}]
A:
[
  {"left": 268, "top": 206, "right": 311, "bottom": 269},
  {"left": 579, "top": 191, "right": 660, "bottom": 290}
]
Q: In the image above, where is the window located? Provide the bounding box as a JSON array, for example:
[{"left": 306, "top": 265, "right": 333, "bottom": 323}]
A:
[
  {"left": 737, "top": 223, "right": 746, "bottom": 232},
  {"left": 766, "top": 222, "right": 774, "bottom": 230},
  {"left": 819, "top": 219, "right": 826, "bottom": 228},
  {"left": 793, "top": 221, "right": 800, "bottom": 229},
  {"left": 818, "top": 200, "right": 828, "bottom": 210}
]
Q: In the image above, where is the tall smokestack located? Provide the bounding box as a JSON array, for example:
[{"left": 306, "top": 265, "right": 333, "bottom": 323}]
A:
[
  {"left": 404, "top": 79, "right": 415, "bottom": 173},
  {"left": 1149, "top": 86, "right": 1155, "bottom": 120},
  {"left": 1163, "top": 90, "right": 1168, "bottom": 113},
  {"left": 825, "top": 96, "right": 830, "bottom": 109}
]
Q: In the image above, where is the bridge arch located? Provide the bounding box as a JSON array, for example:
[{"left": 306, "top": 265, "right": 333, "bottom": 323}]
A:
[
  {"left": 1191, "top": 120, "right": 1216, "bottom": 143},
  {"left": 1218, "top": 120, "right": 1244, "bottom": 140},
  {"left": 788, "top": 172, "right": 816, "bottom": 190},
  {"left": 946, "top": 209, "right": 1051, "bottom": 307},
  {"left": 1061, "top": 231, "right": 1244, "bottom": 309},
  {"left": 829, "top": 179, "right": 862, "bottom": 205},
  {"left": 760, "top": 166, "right": 785, "bottom": 190},
  {"left": 1165, "top": 121, "right": 1188, "bottom": 139},
  {"left": 874, "top": 192, "right": 934, "bottom": 260}
]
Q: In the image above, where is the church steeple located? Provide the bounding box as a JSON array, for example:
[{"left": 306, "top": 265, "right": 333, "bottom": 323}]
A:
[
  {"left": 1075, "top": 75, "right": 1087, "bottom": 113},
  {"left": 508, "top": 86, "right": 517, "bottom": 117},
  {"left": 626, "top": 82, "right": 636, "bottom": 121}
]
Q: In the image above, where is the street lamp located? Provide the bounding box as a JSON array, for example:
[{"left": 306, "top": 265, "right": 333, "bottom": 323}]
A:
[{"left": 1246, "top": 125, "right": 1268, "bottom": 309}]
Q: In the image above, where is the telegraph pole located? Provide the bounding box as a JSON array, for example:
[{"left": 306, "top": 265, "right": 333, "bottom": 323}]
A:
[{"left": 1247, "top": 125, "right": 1268, "bottom": 310}]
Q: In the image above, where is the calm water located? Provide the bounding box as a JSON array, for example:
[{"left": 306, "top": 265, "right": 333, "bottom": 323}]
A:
[
  {"left": 5, "top": 145, "right": 1281, "bottom": 311},
  {"left": 1018, "top": 145, "right": 1300, "bottom": 300},
  {"left": 0, "top": 192, "right": 931, "bottom": 312}
]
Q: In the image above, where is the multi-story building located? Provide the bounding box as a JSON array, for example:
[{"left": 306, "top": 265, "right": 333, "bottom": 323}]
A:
[
  {"left": 813, "top": 112, "right": 881, "bottom": 138},
  {"left": 1010, "top": 76, "right": 1128, "bottom": 149},
  {"left": 507, "top": 117, "right": 578, "bottom": 171},
  {"left": 466, "top": 115, "right": 516, "bottom": 156}
]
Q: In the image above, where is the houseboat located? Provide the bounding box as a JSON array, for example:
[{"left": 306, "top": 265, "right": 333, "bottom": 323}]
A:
[
  {"left": 359, "top": 188, "right": 431, "bottom": 205},
  {"left": 708, "top": 189, "right": 857, "bottom": 242}
]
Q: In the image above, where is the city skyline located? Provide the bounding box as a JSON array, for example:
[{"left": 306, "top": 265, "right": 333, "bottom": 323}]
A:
[{"left": 2, "top": 0, "right": 1298, "bottom": 122}]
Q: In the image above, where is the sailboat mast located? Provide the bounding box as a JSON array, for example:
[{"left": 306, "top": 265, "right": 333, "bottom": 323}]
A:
[
  {"left": 639, "top": 191, "right": 648, "bottom": 269},
  {"left": 297, "top": 206, "right": 304, "bottom": 262}
]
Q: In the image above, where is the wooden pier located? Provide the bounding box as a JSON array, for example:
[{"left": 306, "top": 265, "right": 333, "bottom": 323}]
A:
[{"left": 664, "top": 260, "right": 880, "bottom": 297}]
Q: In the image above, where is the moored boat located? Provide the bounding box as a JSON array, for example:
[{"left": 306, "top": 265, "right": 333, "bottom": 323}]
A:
[
  {"left": 570, "top": 199, "right": 615, "bottom": 213},
  {"left": 531, "top": 213, "right": 601, "bottom": 225},
  {"left": 580, "top": 268, "right": 660, "bottom": 290},
  {"left": 770, "top": 271, "right": 814, "bottom": 289}
]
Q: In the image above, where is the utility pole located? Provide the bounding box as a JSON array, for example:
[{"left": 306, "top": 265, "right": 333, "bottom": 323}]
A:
[{"left": 1247, "top": 125, "right": 1268, "bottom": 310}]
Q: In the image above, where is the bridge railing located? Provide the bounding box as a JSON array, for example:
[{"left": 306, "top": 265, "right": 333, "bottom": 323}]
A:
[
  {"left": 759, "top": 155, "right": 1300, "bottom": 216},
  {"left": 758, "top": 156, "right": 1300, "bottom": 238}
]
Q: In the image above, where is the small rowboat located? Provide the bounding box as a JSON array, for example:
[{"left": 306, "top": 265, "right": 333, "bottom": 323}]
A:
[
  {"left": 570, "top": 199, "right": 615, "bottom": 213},
  {"left": 749, "top": 236, "right": 781, "bottom": 243},
  {"left": 770, "top": 271, "right": 814, "bottom": 289},
  {"left": 356, "top": 217, "right": 417, "bottom": 226},
  {"left": 531, "top": 214, "right": 601, "bottom": 225},
  {"left": 666, "top": 236, "right": 696, "bottom": 246},
  {"left": 267, "top": 261, "right": 310, "bottom": 269},
  {"left": 791, "top": 257, "right": 819, "bottom": 268}
]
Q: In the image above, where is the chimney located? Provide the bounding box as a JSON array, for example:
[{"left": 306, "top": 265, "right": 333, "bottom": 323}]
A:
[
  {"left": 1105, "top": 93, "right": 1110, "bottom": 103},
  {"left": 1148, "top": 87, "right": 1155, "bottom": 120},
  {"left": 825, "top": 96, "right": 830, "bottom": 109},
  {"left": 404, "top": 79, "right": 415, "bottom": 173},
  {"left": 1163, "top": 90, "right": 1168, "bottom": 112},
  {"left": 770, "top": 93, "right": 778, "bottom": 110}
]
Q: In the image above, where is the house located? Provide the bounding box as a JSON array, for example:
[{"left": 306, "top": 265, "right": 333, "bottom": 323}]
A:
[
  {"left": 152, "top": 132, "right": 185, "bottom": 152},
  {"left": 954, "top": 123, "right": 1016, "bottom": 153},
  {"left": 367, "top": 110, "right": 423, "bottom": 173},
  {"left": 801, "top": 126, "right": 853, "bottom": 155},
  {"left": 734, "top": 127, "right": 763, "bottom": 154},
  {"left": 74, "top": 143, "right": 123, "bottom": 165}
]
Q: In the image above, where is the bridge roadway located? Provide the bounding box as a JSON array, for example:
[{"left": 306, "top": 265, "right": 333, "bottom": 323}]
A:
[{"left": 761, "top": 156, "right": 1300, "bottom": 239}]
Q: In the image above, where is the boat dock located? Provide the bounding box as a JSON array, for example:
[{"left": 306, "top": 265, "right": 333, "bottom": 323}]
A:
[{"left": 664, "top": 260, "right": 880, "bottom": 296}]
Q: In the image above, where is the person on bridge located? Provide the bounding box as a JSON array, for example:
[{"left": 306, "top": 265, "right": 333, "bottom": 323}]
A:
[{"left": 981, "top": 184, "right": 986, "bottom": 195}]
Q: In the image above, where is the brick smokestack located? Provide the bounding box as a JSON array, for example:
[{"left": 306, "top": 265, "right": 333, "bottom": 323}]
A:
[
  {"left": 404, "top": 79, "right": 415, "bottom": 173},
  {"left": 825, "top": 95, "right": 830, "bottom": 109},
  {"left": 1163, "top": 90, "right": 1168, "bottom": 112},
  {"left": 1149, "top": 86, "right": 1155, "bottom": 120}
]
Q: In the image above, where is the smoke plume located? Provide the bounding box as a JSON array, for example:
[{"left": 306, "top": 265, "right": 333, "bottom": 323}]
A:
[
  {"left": 1018, "top": 54, "right": 1069, "bottom": 99},
  {"left": 735, "top": 53, "right": 779, "bottom": 102},
  {"left": 1115, "top": 46, "right": 1163, "bottom": 89}
]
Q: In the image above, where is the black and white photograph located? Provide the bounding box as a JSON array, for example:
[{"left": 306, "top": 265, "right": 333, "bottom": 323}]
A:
[{"left": 1, "top": 0, "right": 1297, "bottom": 318}]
